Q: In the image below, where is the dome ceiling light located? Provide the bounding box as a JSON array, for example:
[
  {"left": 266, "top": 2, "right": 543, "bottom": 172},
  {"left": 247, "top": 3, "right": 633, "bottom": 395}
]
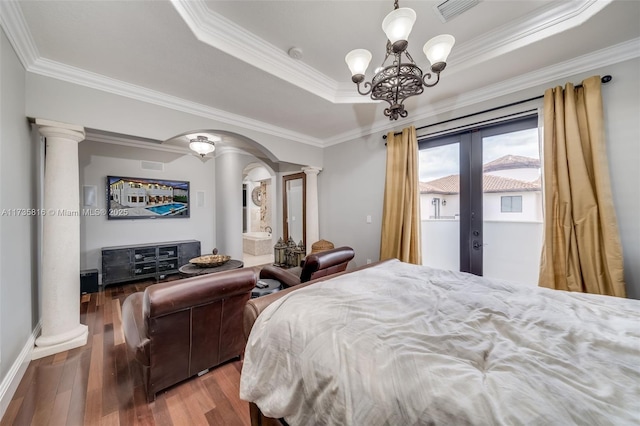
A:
[
  {"left": 345, "top": 0, "right": 455, "bottom": 120},
  {"left": 189, "top": 135, "right": 219, "bottom": 157}
]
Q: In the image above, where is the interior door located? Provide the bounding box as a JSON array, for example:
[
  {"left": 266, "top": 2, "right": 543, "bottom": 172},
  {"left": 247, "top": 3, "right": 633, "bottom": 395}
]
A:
[{"left": 419, "top": 115, "right": 541, "bottom": 281}]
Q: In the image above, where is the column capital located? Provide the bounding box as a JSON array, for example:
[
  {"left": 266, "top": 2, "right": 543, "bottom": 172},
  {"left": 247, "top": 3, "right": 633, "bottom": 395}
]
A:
[
  {"left": 302, "top": 166, "right": 322, "bottom": 176},
  {"left": 36, "top": 118, "right": 85, "bottom": 142}
]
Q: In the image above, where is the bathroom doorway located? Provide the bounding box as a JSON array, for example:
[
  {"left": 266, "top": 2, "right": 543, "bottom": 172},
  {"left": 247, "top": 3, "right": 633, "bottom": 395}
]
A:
[{"left": 242, "top": 164, "right": 275, "bottom": 267}]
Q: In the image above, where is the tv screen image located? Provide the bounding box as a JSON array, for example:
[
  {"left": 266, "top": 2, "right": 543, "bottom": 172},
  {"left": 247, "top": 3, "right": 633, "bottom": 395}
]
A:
[{"left": 106, "top": 176, "right": 190, "bottom": 220}]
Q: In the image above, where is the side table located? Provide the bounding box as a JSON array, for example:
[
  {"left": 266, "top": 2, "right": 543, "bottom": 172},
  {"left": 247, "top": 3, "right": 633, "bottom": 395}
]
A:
[{"left": 251, "top": 279, "right": 282, "bottom": 299}]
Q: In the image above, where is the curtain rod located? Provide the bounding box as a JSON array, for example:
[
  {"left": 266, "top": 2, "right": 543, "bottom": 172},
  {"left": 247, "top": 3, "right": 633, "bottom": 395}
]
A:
[{"left": 382, "top": 75, "right": 612, "bottom": 140}]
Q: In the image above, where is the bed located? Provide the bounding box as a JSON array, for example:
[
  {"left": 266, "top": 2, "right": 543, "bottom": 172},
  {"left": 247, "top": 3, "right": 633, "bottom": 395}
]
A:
[{"left": 240, "top": 259, "right": 640, "bottom": 425}]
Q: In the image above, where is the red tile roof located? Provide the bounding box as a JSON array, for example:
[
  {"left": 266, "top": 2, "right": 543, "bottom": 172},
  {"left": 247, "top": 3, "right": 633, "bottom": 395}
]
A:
[
  {"left": 483, "top": 155, "right": 540, "bottom": 172},
  {"left": 420, "top": 174, "right": 541, "bottom": 194}
]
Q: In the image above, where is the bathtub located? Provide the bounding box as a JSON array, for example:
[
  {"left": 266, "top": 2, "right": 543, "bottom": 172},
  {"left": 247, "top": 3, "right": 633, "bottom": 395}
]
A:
[{"left": 242, "top": 232, "right": 273, "bottom": 256}]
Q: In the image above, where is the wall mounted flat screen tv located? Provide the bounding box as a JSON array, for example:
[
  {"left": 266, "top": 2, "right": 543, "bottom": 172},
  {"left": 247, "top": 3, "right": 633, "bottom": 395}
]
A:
[{"left": 106, "top": 176, "right": 190, "bottom": 220}]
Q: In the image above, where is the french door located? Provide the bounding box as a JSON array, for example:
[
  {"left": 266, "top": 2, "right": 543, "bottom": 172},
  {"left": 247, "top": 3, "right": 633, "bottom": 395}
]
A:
[{"left": 419, "top": 115, "right": 543, "bottom": 284}]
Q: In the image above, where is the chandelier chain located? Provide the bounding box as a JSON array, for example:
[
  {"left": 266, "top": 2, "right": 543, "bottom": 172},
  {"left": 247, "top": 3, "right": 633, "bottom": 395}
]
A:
[{"left": 393, "top": 0, "right": 399, "bottom": 10}]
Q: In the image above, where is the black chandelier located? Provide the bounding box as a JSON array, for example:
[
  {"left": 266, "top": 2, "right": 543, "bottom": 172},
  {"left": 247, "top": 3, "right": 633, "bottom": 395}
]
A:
[{"left": 345, "top": 0, "right": 455, "bottom": 120}]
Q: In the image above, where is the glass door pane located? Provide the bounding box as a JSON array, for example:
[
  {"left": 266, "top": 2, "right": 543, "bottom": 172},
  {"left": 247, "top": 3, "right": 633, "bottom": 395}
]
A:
[
  {"left": 481, "top": 127, "right": 543, "bottom": 285},
  {"left": 419, "top": 143, "right": 460, "bottom": 271}
]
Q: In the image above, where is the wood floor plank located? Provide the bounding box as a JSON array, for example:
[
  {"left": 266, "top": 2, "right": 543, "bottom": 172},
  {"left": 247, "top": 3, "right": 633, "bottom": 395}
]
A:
[
  {"left": 165, "top": 393, "right": 198, "bottom": 426},
  {"left": 10, "top": 357, "right": 41, "bottom": 400},
  {"left": 102, "top": 323, "right": 120, "bottom": 419},
  {"left": 129, "top": 384, "right": 154, "bottom": 426},
  {"left": 176, "top": 381, "right": 210, "bottom": 425},
  {"left": 52, "top": 351, "right": 68, "bottom": 365},
  {"left": 0, "top": 396, "right": 23, "bottom": 426},
  {"left": 218, "top": 362, "right": 251, "bottom": 423},
  {"left": 47, "top": 389, "right": 72, "bottom": 426},
  {"left": 87, "top": 333, "right": 104, "bottom": 392},
  {"left": 202, "top": 376, "right": 247, "bottom": 426},
  {"left": 148, "top": 396, "right": 173, "bottom": 426},
  {"left": 56, "top": 349, "right": 82, "bottom": 394},
  {"left": 188, "top": 378, "right": 217, "bottom": 413},
  {"left": 100, "top": 410, "right": 120, "bottom": 426},
  {"left": 113, "top": 342, "right": 136, "bottom": 426},
  {"left": 112, "top": 299, "right": 125, "bottom": 346},
  {"left": 103, "top": 291, "right": 114, "bottom": 326},
  {"left": 66, "top": 346, "right": 92, "bottom": 424},
  {"left": 84, "top": 389, "right": 102, "bottom": 425},
  {"left": 29, "top": 358, "right": 66, "bottom": 426}
]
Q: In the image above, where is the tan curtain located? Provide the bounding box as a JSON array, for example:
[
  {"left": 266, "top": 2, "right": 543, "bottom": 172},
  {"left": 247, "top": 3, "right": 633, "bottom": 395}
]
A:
[
  {"left": 539, "top": 75, "right": 626, "bottom": 297},
  {"left": 380, "top": 126, "right": 422, "bottom": 264}
]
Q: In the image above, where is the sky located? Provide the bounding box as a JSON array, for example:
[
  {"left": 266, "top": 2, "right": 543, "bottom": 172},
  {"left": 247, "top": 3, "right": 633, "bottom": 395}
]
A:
[{"left": 419, "top": 127, "right": 540, "bottom": 182}]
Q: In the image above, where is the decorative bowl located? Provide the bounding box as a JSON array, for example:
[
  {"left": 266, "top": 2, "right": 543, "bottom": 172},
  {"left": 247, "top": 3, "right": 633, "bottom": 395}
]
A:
[{"left": 189, "top": 254, "right": 231, "bottom": 268}]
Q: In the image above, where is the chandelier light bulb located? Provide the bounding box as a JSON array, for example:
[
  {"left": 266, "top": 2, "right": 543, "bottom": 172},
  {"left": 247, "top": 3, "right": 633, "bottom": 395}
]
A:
[
  {"left": 423, "top": 34, "right": 456, "bottom": 68},
  {"left": 345, "top": 49, "right": 372, "bottom": 77},
  {"left": 382, "top": 7, "right": 416, "bottom": 46}
]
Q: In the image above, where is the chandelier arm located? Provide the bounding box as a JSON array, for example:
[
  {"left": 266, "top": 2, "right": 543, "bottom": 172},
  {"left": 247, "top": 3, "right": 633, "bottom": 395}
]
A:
[
  {"left": 356, "top": 81, "right": 373, "bottom": 96},
  {"left": 404, "top": 50, "right": 416, "bottom": 65},
  {"left": 381, "top": 50, "right": 391, "bottom": 68},
  {"left": 423, "top": 71, "right": 441, "bottom": 88}
]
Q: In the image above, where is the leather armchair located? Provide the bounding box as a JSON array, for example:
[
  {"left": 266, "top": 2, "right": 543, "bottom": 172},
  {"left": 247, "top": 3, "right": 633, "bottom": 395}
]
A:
[
  {"left": 259, "top": 246, "right": 355, "bottom": 288},
  {"left": 122, "top": 268, "right": 257, "bottom": 401}
]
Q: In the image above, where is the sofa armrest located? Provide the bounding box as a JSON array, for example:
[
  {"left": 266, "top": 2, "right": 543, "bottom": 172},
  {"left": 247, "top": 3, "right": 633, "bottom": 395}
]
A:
[
  {"left": 258, "top": 265, "right": 302, "bottom": 288},
  {"left": 145, "top": 268, "right": 257, "bottom": 319}
]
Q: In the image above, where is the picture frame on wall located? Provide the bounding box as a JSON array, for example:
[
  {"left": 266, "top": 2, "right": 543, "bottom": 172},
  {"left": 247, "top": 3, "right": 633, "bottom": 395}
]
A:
[{"left": 106, "top": 175, "right": 190, "bottom": 220}]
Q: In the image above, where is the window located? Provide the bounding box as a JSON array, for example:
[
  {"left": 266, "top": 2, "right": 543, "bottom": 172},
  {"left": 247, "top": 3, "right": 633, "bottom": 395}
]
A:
[
  {"left": 419, "top": 115, "right": 543, "bottom": 285},
  {"left": 501, "top": 196, "right": 522, "bottom": 212}
]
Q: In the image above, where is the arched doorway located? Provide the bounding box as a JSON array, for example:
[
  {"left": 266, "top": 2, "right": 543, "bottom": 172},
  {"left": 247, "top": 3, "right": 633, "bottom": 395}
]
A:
[{"left": 242, "top": 163, "right": 275, "bottom": 267}]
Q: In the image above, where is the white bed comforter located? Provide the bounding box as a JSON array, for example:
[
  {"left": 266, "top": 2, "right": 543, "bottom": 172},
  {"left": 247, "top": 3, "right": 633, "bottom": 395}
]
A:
[{"left": 240, "top": 260, "right": 640, "bottom": 425}]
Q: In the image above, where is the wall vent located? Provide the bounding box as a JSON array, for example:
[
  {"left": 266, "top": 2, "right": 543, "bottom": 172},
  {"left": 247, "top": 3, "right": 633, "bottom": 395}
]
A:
[
  {"left": 433, "top": 0, "right": 480, "bottom": 23},
  {"left": 141, "top": 160, "right": 164, "bottom": 172}
]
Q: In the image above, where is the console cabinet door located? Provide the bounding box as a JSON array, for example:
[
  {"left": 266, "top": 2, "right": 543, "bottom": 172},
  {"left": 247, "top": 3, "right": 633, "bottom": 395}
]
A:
[
  {"left": 102, "top": 240, "right": 201, "bottom": 286},
  {"left": 178, "top": 241, "right": 201, "bottom": 266}
]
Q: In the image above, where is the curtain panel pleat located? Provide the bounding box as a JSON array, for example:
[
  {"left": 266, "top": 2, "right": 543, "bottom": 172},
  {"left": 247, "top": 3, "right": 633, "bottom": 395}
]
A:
[
  {"left": 538, "top": 75, "right": 626, "bottom": 297},
  {"left": 380, "top": 126, "right": 422, "bottom": 264}
]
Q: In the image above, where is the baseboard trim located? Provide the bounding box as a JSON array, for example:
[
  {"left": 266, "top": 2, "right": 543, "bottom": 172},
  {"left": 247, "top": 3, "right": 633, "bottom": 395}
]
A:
[{"left": 0, "top": 320, "right": 42, "bottom": 419}]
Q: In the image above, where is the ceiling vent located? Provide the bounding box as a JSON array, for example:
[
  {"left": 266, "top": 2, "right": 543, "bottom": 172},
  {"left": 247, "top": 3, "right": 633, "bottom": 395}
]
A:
[
  {"left": 433, "top": 0, "right": 480, "bottom": 23},
  {"left": 141, "top": 160, "right": 164, "bottom": 172}
]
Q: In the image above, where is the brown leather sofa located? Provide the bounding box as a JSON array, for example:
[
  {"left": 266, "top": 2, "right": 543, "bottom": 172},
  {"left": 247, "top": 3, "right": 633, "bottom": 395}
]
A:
[
  {"left": 122, "top": 268, "right": 257, "bottom": 401},
  {"left": 258, "top": 246, "right": 355, "bottom": 288}
]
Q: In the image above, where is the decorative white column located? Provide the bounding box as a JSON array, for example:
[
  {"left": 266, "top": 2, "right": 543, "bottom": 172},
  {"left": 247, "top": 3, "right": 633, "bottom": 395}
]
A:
[
  {"left": 302, "top": 166, "right": 322, "bottom": 254},
  {"left": 215, "top": 147, "right": 245, "bottom": 259},
  {"left": 32, "top": 119, "right": 88, "bottom": 360}
]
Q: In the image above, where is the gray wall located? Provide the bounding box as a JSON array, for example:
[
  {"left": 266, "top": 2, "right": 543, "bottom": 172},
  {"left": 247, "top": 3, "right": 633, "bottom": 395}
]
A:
[
  {"left": 0, "top": 27, "right": 38, "bottom": 391},
  {"left": 320, "top": 58, "right": 640, "bottom": 298},
  {"left": 79, "top": 141, "right": 216, "bottom": 279}
]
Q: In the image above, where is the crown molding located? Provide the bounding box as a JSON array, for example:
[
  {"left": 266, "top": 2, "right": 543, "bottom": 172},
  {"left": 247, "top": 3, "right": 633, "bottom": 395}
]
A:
[
  {"left": 0, "top": 1, "right": 39, "bottom": 67},
  {"left": 447, "top": 0, "right": 612, "bottom": 74},
  {"left": 325, "top": 37, "right": 640, "bottom": 147},
  {"left": 171, "top": 0, "right": 339, "bottom": 103},
  {"left": 27, "top": 57, "right": 325, "bottom": 148}
]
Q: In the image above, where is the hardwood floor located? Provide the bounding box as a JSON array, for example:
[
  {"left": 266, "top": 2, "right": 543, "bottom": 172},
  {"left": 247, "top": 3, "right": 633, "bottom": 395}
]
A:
[{"left": 1, "top": 267, "right": 265, "bottom": 426}]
